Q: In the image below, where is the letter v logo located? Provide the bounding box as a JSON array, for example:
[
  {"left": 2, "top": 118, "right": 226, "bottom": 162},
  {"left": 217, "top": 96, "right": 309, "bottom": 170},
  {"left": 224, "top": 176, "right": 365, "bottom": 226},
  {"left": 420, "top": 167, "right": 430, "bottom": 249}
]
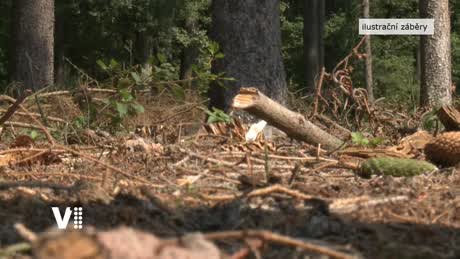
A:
[{"left": 52, "top": 207, "right": 72, "bottom": 229}]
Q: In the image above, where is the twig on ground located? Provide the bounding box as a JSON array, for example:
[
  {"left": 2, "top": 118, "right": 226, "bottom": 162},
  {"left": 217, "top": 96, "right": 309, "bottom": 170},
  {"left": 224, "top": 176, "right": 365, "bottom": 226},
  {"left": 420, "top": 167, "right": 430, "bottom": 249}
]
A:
[
  {"left": 202, "top": 230, "right": 355, "bottom": 259},
  {"left": 230, "top": 239, "right": 263, "bottom": 259},
  {"left": 9, "top": 150, "right": 50, "bottom": 166},
  {"left": 0, "top": 181, "right": 76, "bottom": 191},
  {"left": 201, "top": 184, "right": 323, "bottom": 202},
  {"left": 0, "top": 109, "right": 66, "bottom": 123},
  {"left": 330, "top": 195, "right": 408, "bottom": 214},
  {"left": 14, "top": 223, "right": 37, "bottom": 242},
  {"left": 0, "top": 148, "right": 66, "bottom": 155},
  {"left": 58, "top": 145, "right": 151, "bottom": 184},
  {"left": 3, "top": 121, "right": 57, "bottom": 131},
  {"left": 312, "top": 67, "right": 326, "bottom": 117},
  {"left": 5, "top": 172, "right": 101, "bottom": 181},
  {"left": 0, "top": 90, "right": 31, "bottom": 126}
]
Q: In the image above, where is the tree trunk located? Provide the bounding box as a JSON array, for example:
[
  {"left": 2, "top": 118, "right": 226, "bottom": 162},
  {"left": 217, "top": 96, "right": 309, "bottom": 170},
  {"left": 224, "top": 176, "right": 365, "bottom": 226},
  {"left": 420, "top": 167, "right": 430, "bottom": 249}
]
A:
[
  {"left": 416, "top": 44, "right": 422, "bottom": 82},
  {"left": 134, "top": 31, "right": 153, "bottom": 68},
  {"left": 54, "top": 3, "right": 66, "bottom": 87},
  {"left": 363, "top": 0, "right": 374, "bottom": 103},
  {"left": 10, "top": 0, "right": 55, "bottom": 91},
  {"left": 179, "top": 47, "right": 199, "bottom": 81},
  {"left": 419, "top": 0, "right": 451, "bottom": 108},
  {"left": 304, "top": 0, "right": 325, "bottom": 93},
  {"left": 208, "top": 0, "right": 287, "bottom": 112},
  {"left": 179, "top": 15, "right": 200, "bottom": 87}
]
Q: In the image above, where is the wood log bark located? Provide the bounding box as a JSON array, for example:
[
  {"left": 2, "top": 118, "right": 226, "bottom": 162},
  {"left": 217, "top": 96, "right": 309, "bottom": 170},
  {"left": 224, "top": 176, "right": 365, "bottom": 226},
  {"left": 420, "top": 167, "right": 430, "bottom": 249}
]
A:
[
  {"left": 437, "top": 105, "right": 460, "bottom": 131},
  {"left": 232, "top": 88, "right": 344, "bottom": 150}
]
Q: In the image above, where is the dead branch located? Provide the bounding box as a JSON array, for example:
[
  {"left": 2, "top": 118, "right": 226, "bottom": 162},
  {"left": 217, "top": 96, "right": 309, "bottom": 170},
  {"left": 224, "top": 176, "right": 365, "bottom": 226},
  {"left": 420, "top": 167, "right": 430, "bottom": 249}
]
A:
[
  {"left": 312, "top": 67, "right": 326, "bottom": 116},
  {"left": 330, "top": 195, "right": 409, "bottom": 214},
  {"left": 201, "top": 184, "right": 326, "bottom": 202},
  {"left": 3, "top": 121, "right": 56, "bottom": 131},
  {"left": 232, "top": 88, "right": 343, "bottom": 150},
  {"left": 0, "top": 109, "right": 66, "bottom": 123},
  {"left": 203, "top": 230, "right": 355, "bottom": 259},
  {"left": 0, "top": 90, "right": 31, "bottom": 126},
  {"left": 0, "top": 148, "right": 66, "bottom": 155},
  {"left": 8, "top": 150, "right": 51, "bottom": 166},
  {"left": 14, "top": 223, "right": 37, "bottom": 242},
  {"left": 0, "top": 181, "right": 75, "bottom": 191}
]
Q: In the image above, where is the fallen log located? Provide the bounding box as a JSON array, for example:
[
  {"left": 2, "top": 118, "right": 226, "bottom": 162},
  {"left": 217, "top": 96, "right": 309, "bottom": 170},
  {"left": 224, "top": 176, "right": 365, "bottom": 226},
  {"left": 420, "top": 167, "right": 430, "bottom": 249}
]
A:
[{"left": 232, "top": 88, "right": 344, "bottom": 150}]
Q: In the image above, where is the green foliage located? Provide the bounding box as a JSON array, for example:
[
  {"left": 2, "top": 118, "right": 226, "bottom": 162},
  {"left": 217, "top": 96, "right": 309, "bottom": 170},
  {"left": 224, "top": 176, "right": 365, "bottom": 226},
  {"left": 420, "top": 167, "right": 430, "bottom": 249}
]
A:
[
  {"left": 421, "top": 109, "right": 442, "bottom": 131},
  {"left": 72, "top": 115, "right": 89, "bottom": 130},
  {"left": 280, "top": 1, "right": 304, "bottom": 85},
  {"left": 351, "top": 132, "right": 385, "bottom": 148},
  {"left": 29, "top": 130, "right": 39, "bottom": 140},
  {"left": 206, "top": 108, "right": 232, "bottom": 124}
]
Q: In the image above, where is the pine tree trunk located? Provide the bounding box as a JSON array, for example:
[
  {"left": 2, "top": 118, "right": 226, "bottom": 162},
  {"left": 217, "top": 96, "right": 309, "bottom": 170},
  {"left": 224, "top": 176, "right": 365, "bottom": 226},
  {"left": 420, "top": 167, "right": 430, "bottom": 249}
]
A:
[
  {"left": 134, "top": 31, "right": 153, "bottom": 68},
  {"left": 10, "top": 0, "right": 54, "bottom": 91},
  {"left": 419, "top": 0, "right": 452, "bottom": 108},
  {"left": 363, "top": 0, "right": 374, "bottom": 103},
  {"left": 55, "top": 3, "right": 66, "bottom": 86},
  {"left": 304, "top": 0, "right": 325, "bottom": 93},
  {"left": 179, "top": 15, "right": 199, "bottom": 87},
  {"left": 208, "top": 0, "right": 287, "bottom": 112}
]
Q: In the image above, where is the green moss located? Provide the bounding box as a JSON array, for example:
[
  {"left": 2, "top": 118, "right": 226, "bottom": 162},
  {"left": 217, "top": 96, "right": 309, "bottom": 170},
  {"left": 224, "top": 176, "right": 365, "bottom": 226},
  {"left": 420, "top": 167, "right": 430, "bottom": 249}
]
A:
[{"left": 358, "top": 157, "right": 437, "bottom": 178}]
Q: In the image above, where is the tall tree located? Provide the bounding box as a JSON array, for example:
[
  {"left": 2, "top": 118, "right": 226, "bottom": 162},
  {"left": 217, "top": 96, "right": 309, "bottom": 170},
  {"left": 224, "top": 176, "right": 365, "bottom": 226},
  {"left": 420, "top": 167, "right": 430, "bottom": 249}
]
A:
[
  {"left": 134, "top": 31, "right": 153, "bottom": 68},
  {"left": 363, "top": 0, "right": 374, "bottom": 103},
  {"left": 303, "top": 0, "right": 325, "bottom": 93},
  {"left": 178, "top": 1, "right": 201, "bottom": 83},
  {"left": 208, "top": 0, "right": 287, "bottom": 111},
  {"left": 419, "top": 0, "right": 451, "bottom": 108},
  {"left": 10, "top": 0, "right": 54, "bottom": 90}
]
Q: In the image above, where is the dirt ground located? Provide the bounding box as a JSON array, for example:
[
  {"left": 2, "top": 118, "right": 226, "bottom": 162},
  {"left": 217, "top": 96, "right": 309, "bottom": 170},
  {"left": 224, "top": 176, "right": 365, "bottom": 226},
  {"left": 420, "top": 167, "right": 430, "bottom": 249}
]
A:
[{"left": 0, "top": 93, "right": 459, "bottom": 259}]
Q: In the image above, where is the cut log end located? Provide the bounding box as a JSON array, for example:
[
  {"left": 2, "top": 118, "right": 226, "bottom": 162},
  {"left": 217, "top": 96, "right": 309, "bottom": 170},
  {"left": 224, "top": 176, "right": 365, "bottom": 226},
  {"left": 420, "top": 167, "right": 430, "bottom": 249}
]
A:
[{"left": 232, "top": 87, "right": 260, "bottom": 109}]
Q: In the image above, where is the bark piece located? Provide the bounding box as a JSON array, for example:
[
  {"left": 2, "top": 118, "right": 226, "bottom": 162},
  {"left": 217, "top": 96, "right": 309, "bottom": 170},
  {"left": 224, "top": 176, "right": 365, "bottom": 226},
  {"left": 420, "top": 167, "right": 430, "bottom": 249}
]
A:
[
  {"left": 437, "top": 105, "right": 460, "bottom": 131},
  {"left": 232, "top": 87, "right": 343, "bottom": 150}
]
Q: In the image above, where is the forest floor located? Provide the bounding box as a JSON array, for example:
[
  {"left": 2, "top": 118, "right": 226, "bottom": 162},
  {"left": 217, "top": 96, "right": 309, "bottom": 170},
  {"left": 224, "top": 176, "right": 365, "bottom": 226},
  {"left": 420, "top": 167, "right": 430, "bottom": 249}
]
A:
[{"left": 0, "top": 90, "right": 459, "bottom": 259}]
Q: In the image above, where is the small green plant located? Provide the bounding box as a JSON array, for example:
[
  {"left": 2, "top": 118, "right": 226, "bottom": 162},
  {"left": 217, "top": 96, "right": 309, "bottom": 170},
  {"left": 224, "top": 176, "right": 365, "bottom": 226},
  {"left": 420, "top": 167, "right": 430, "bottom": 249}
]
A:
[
  {"left": 421, "top": 109, "right": 442, "bottom": 131},
  {"left": 351, "top": 132, "right": 385, "bottom": 148},
  {"left": 29, "top": 130, "right": 39, "bottom": 140},
  {"left": 104, "top": 87, "right": 144, "bottom": 129},
  {"left": 206, "top": 108, "right": 232, "bottom": 124}
]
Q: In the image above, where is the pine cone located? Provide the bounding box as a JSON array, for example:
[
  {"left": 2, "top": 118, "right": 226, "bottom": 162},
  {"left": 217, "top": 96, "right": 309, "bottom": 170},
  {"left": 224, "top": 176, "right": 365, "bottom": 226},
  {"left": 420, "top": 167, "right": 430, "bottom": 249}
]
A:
[{"left": 424, "top": 132, "right": 460, "bottom": 166}]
